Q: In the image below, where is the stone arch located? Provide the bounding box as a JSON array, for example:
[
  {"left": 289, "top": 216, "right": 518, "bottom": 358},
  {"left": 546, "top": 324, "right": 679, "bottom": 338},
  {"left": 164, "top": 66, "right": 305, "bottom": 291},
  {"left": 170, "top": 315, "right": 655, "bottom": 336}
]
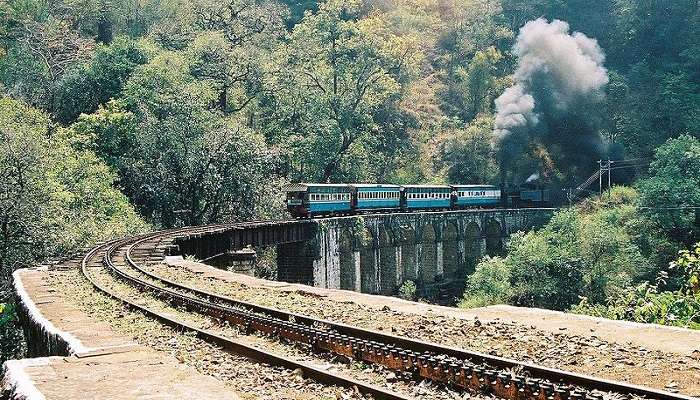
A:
[
  {"left": 420, "top": 224, "right": 438, "bottom": 283},
  {"left": 379, "top": 227, "right": 397, "bottom": 294},
  {"left": 359, "top": 227, "right": 378, "bottom": 293},
  {"left": 442, "top": 223, "right": 460, "bottom": 280},
  {"left": 339, "top": 230, "right": 355, "bottom": 290},
  {"left": 484, "top": 218, "right": 503, "bottom": 256},
  {"left": 463, "top": 221, "right": 482, "bottom": 279},
  {"left": 399, "top": 225, "right": 417, "bottom": 283}
]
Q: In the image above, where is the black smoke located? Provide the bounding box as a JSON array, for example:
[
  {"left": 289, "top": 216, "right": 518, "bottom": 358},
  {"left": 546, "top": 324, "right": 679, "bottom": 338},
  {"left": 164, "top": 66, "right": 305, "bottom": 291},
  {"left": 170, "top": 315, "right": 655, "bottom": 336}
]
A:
[{"left": 493, "top": 18, "right": 609, "bottom": 185}]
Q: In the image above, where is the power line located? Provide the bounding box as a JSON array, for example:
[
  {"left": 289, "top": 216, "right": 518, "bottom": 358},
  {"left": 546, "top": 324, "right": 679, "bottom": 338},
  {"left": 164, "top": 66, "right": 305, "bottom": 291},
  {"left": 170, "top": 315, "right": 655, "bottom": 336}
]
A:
[{"left": 638, "top": 206, "right": 700, "bottom": 211}]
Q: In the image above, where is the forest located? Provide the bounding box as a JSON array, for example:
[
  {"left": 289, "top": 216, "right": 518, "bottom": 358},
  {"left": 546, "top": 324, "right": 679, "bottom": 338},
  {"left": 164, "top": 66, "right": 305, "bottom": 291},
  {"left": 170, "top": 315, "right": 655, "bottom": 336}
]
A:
[{"left": 1, "top": 0, "right": 699, "bottom": 361}]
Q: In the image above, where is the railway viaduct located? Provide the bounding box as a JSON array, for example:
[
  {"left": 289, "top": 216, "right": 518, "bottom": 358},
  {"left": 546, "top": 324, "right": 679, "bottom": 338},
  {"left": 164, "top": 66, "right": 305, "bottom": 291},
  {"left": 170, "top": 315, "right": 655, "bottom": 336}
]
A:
[{"left": 173, "top": 208, "right": 555, "bottom": 296}]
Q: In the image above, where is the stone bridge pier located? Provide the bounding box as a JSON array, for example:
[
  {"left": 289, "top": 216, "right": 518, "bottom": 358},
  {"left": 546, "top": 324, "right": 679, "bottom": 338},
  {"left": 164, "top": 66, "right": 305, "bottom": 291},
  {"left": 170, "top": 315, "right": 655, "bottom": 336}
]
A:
[{"left": 276, "top": 209, "right": 554, "bottom": 295}]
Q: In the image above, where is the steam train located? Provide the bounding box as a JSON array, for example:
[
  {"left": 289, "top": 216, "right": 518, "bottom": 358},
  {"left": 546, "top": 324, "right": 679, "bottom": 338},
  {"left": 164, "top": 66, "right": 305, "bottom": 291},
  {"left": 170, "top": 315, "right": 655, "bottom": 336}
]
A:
[{"left": 285, "top": 183, "right": 551, "bottom": 218}]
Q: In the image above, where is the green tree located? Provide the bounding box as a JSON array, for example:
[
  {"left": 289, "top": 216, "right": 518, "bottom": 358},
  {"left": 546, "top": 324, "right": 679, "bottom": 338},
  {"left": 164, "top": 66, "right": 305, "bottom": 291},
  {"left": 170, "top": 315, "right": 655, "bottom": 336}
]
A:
[
  {"left": 462, "top": 195, "right": 649, "bottom": 310},
  {"left": 265, "top": 0, "right": 418, "bottom": 181},
  {"left": 113, "top": 52, "right": 274, "bottom": 226},
  {"left": 0, "top": 97, "right": 147, "bottom": 362},
  {"left": 637, "top": 135, "right": 700, "bottom": 247},
  {"left": 459, "top": 256, "right": 511, "bottom": 308},
  {"left": 442, "top": 115, "right": 499, "bottom": 183},
  {"left": 0, "top": 17, "right": 95, "bottom": 111},
  {"left": 53, "top": 37, "right": 149, "bottom": 124}
]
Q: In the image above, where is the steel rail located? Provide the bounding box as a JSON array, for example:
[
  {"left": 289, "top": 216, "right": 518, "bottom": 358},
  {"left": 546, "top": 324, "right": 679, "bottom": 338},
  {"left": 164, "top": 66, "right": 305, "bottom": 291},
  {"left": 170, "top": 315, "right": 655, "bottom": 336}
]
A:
[
  {"left": 80, "top": 237, "right": 409, "bottom": 400},
  {"left": 121, "top": 226, "right": 698, "bottom": 400}
]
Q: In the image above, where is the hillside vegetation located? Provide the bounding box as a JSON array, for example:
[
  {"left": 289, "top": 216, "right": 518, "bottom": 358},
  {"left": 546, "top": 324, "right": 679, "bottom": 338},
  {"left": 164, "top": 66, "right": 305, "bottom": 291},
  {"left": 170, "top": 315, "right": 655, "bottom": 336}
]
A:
[
  {"left": 462, "top": 136, "right": 700, "bottom": 328},
  {"left": 1, "top": 0, "right": 699, "bottom": 360}
]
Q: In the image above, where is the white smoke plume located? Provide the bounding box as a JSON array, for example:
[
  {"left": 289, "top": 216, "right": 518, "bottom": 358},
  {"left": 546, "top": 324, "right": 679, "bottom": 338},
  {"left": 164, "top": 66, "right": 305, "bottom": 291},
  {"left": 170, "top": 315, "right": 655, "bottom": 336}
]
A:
[
  {"left": 493, "top": 18, "right": 609, "bottom": 173},
  {"left": 525, "top": 173, "right": 540, "bottom": 183}
]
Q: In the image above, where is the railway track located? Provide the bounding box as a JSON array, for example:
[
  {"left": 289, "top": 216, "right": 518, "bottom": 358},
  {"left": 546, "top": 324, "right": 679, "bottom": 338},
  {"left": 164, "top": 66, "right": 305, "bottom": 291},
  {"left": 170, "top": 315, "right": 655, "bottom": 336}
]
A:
[{"left": 81, "top": 224, "right": 696, "bottom": 400}]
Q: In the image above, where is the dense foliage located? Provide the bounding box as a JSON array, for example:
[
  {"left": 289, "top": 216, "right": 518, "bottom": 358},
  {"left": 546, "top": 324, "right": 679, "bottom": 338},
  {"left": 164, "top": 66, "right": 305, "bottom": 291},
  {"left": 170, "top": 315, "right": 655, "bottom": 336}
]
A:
[
  {"left": 0, "top": 0, "right": 699, "bottom": 359},
  {"left": 572, "top": 243, "right": 700, "bottom": 329},
  {"left": 462, "top": 137, "right": 700, "bottom": 326},
  {"left": 2, "top": 0, "right": 697, "bottom": 191},
  {"left": 0, "top": 98, "right": 148, "bottom": 362}
]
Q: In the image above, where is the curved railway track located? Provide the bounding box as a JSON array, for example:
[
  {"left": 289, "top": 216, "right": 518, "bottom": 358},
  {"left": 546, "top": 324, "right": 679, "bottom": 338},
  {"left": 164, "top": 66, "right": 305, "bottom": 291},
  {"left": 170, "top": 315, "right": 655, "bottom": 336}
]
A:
[{"left": 80, "top": 224, "right": 696, "bottom": 400}]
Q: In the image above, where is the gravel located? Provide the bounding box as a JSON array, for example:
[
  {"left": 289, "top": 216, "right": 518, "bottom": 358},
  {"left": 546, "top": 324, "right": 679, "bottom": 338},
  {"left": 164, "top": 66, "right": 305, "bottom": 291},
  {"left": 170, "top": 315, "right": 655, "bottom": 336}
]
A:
[
  {"left": 146, "top": 262, "right": 700, "bottom": 397},
  {"left": 48, "top": 268, "right": 366, "bottom": 400}
]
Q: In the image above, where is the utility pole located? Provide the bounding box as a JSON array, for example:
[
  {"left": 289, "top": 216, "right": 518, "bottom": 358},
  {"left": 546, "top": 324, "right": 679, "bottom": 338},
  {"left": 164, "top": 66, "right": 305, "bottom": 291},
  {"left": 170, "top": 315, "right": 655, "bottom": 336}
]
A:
[
  {"left": 598, "top": 160, "right": 603, "bottom": 197},
  {"left": 608, "top": 159, "right": 614, "bottom": 199}
]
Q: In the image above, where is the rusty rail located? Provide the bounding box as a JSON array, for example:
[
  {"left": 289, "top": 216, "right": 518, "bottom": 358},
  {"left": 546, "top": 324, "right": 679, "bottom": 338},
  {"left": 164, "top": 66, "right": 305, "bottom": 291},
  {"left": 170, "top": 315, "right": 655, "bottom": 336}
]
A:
[
  {"left": 93, "top": 225, "right": 696, "bottom": 400},
  {"left": 81, "top": 236, "right": 410, "bottom": 400}
]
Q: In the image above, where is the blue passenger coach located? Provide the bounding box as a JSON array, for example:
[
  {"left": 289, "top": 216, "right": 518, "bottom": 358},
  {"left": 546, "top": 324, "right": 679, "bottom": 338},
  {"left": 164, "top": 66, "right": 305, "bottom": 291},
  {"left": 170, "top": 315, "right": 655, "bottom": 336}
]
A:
[
  {"left": 350, "top": 184, "right": 401, "bottom": 211},
  {"left": 402, "top": 185, "right": 452, "bottom": 210},
  {"left": 451, "top": 184, "right": 500, "bottom": 208},
  {"left": 285, "top": 183, "right": 351, "bottom": 217}
]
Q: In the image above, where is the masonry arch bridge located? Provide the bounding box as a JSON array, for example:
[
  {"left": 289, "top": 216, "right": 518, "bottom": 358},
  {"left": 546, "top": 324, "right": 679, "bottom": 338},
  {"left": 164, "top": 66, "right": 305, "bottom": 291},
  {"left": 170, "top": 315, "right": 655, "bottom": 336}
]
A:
[
  {"left": 276, "top": 209, "right": 553, "bottom": 296},
  {"left": 172, "top": 209, "right": 553, "bottom": 298}
]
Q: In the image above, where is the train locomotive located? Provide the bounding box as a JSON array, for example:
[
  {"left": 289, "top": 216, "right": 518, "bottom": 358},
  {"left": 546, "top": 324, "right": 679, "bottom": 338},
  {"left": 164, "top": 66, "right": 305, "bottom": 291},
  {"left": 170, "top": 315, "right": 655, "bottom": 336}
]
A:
[{"left": 285, "top": 183, "right": 518, "bottom": 218}]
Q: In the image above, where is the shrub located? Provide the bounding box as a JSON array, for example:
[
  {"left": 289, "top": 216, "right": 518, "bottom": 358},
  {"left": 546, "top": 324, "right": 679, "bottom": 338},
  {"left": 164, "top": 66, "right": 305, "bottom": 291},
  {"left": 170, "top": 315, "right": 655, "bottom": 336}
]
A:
[
  {"left": 572, "top": 243, "right": 700, "bottom": 329},
  {"left": 461, "top": 197, "right": 649, "bottom": 311},
  {"left": 459, "top": 256, "right": 511, "bottom": 308},
  {"left": 398, "top": 280, "right": 417, "bottom": 301}
]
